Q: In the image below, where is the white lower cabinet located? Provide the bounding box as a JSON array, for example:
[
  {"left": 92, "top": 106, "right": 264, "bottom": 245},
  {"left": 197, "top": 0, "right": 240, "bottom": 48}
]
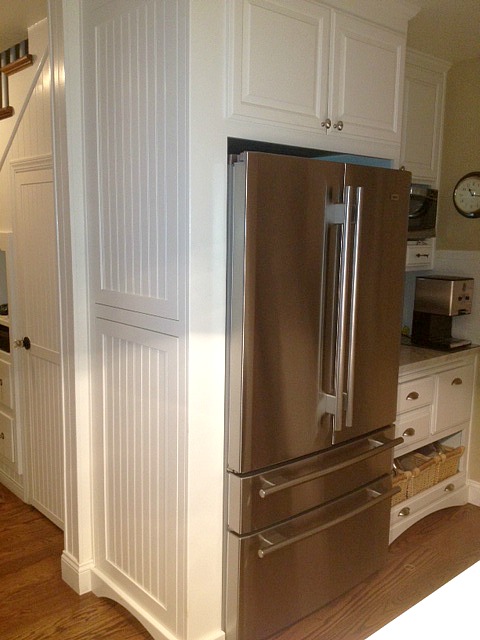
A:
[
  {"left": 405, "top": 239, "right": 435, "bottom": 271},
  {"left": 0, "top": 409, "right": 14, "bottom": 463},
  {"left": 390, "top": 349, "right": 477, "bottom": 542}
]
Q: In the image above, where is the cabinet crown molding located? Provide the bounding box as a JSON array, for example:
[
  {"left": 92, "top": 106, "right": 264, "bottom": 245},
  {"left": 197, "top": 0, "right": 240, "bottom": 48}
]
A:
[
  {"left": 311, "top": 0, "right": 421, "bottom": 30},
  {"left": 406, "top": 48, "right": 452, "bottom": 73}
]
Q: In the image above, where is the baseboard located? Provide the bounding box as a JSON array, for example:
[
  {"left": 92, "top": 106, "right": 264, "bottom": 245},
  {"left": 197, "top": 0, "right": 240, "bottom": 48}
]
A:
[
  {"left": 0, "top": 470, "right": 24, "bottom": 501},
  {"left": 91, "top": 568, "right": 178, "bottom": 640},
  {"left": 467, "top": 480, "right": 480, "bottom": 506},
  {"left": 61, "top": 551, "right": 94, "bottom": 594},
  {"left": 91, "top": 568, "right": 225, "bottom": 640}
]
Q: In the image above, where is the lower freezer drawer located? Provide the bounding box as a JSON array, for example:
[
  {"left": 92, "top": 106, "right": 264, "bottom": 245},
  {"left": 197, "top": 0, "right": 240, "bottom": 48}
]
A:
[
  {"left": 228, "top": 426, "right": 400, "bottom": 534},
  {"left": 225, "top": 476, "right": 395, "bottom": 640}
]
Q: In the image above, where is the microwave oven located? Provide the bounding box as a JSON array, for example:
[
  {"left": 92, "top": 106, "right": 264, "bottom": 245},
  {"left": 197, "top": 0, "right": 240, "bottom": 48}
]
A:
[{"left": 408, "top": 184, "right": 437, "bottom": 240}]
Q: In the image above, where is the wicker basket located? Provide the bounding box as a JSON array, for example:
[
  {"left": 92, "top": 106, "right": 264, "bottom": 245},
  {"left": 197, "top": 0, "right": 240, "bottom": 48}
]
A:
[
  {"left": 392, "top": 470, "right": 412, "bottom": 506},
  {"left": 434, "top": 445, "right": 465, "bottom": 483},
  {"left": 395, "top": 451, "right": 442, "bottom": 498},
  {"left": 407, "top": 454, "right": 439, "bottom": 497}
]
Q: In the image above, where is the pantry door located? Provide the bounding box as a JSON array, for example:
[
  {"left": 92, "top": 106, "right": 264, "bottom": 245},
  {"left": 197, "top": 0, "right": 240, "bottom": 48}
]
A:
[{"left": 12, "top": 156, "right": 64, "bottom": 528}]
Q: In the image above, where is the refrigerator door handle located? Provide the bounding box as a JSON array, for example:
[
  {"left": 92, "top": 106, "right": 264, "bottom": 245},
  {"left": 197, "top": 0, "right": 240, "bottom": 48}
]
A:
[
  {"left": 257, "top": 481, "right": 399, "bottom": 558},
  {"left": 332, "top": 186, "right": 355, "bottom": 431},
  {"left": 258, "top": 432, "right": 403, "bottom": 498},
  {"left": 345, "top": 186, "right": 363, "bottom": 428}
]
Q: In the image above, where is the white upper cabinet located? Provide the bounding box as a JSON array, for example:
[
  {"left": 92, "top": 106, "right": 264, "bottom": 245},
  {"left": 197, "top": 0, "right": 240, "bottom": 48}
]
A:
[
  {"left": 329, "top": 13, "right": 404, "bottom": 144},
  {"left": 228, "top": 0, "right": 331, "bottom": 129},
  {"left": 228, "top": 0, "right": 411, "bottom": 153},
  {"left": 400, "top": 50, "right": 450, "bottom": 184}
]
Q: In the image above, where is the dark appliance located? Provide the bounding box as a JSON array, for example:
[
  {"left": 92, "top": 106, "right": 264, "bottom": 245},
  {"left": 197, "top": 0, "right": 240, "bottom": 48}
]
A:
[
  {"left": 408, "top": 184, "right": 437, "bottom": 240},
  {"left": 225, "top": 152, "right": 410, "bottom": 640},
  {"left": 0, "top": 324, "right": 9, "bottom": 353},
  {"left": 411, "top": 275, "right": 474, "bottom": 350}
]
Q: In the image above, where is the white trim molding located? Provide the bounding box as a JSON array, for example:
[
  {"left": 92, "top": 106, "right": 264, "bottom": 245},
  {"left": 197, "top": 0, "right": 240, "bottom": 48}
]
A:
[{"left": 467, "top": 480, "right": 480, "bottom": 507}]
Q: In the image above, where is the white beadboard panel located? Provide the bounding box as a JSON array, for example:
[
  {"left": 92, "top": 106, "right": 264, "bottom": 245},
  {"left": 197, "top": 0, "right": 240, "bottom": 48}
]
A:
[
  {"left": 12, "top": 157, "right": 64, "bottom": 527},
  {"left": 8, "top": 54, "right": 53, "bottom": 161},
  {"left": 28, "top": 355, "right": 64, "bottom": 527},
  {"left": 95, "top": 318, "right": 181, "bottom": 630},
  {"left": 85, "top": 0, "right": 187, "bottom": 321},
  {"left": 434, "top": 250, "right": 480, "bottom": 344},
  {"left": 0, "top": 21, "right": 52, "bottom": 232},
  {"left": 12, "top": 161, "right": 60, "bottom": 353}
]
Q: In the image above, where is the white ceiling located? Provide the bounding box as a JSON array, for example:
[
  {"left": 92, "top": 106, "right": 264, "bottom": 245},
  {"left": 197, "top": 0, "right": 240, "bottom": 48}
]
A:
[{"left": 0, "top": 1, "right": 479, "bottom": 63}]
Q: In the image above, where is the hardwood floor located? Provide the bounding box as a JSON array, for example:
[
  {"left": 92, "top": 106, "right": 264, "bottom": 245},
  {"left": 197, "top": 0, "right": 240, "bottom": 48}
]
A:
[
  {"left": 271, "top": 501, "right": 480, "bottom": 640},
  {"left": 2, "top": 483, "right": 480, "bottom": 640},
  {"left": 0, "top": 485, "right": 152, "bottom": 639}
]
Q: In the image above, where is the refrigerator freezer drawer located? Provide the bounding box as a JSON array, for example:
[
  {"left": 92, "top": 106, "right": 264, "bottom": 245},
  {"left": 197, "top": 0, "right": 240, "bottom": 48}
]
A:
[
  {"left": 228, "top": 426, "right": 401, "bottom": 534},
  {"left": 225, "top": 476, "right": 395, "bottom": 640}
]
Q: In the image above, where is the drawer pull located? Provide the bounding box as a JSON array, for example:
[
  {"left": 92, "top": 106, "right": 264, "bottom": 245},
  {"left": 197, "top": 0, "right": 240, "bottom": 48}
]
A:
[
  {"left": 402, "top": 427, "right": 416, "bottom": 437},
  {"left": 451, "top": 377, "right": 463, "bottom": 386},
  {"left": 444, "top": 483, "right": 455, "bottom": 492},
  {"left": 398, "top": 507, "right": 410, "bottom": 517},
  {"left": 0, "top": 432, "right": 4, "bottom": 439},
  {"left": 406, "top": 391, "right": 419, "bottom": 401}
]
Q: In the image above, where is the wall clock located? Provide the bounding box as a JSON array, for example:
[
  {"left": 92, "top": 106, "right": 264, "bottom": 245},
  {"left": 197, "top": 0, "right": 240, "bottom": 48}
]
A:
[{"left": 453, "top": 172, "right": 480, "bottom": 218}]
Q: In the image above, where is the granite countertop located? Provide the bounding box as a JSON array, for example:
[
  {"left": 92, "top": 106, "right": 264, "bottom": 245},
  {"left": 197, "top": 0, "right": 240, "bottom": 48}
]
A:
[{"left": 399, "top": 339, "right": 480, "bottom": 375}]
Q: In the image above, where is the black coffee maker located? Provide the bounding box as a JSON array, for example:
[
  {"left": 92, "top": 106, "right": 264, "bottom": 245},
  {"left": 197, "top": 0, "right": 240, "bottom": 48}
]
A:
[{"left": 411, "top": 276, "right": 474, "bottom": 350}]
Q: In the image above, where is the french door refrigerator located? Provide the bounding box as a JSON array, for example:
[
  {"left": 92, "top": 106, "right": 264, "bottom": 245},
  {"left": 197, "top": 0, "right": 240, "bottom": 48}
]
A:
[{"left": 225, "top": 152, "right": 411, "bottom": 640}]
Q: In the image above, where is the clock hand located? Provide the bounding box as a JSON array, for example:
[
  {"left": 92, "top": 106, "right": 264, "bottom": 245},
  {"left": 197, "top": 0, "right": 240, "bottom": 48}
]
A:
[{"left": 468, "top": 188, "right": 480, "bottom": 197}]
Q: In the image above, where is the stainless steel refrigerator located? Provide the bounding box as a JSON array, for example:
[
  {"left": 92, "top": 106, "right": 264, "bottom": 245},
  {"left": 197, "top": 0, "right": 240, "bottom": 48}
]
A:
[{"left": 224, "top": 152, "right": 411, "bottom": 640}]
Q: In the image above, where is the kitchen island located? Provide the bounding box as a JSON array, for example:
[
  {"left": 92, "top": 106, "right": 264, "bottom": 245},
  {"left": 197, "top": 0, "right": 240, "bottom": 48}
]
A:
[{"left": 391, "top": 342, "right": 479, "bottom": 541}]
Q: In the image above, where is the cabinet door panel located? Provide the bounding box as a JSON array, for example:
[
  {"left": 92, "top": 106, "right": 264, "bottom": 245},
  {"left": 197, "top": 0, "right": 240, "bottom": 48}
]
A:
[
  {"left": 0, "top": 410, "right": 13, "bottom": 463},
  {"left": 0, "top": 358, "right": 12, "bottom": 409},
  {"left": 436, "top": 365, "right": 474, "bottom": 432},
  {"left": 400, "top": 52, "right": 449, "bottom": 183},
  {"left": 330, "top": 13, "right": 404, "bottom": 143},
  {"left": 229, "top": 0, "right": 330, "bottom": 127}
]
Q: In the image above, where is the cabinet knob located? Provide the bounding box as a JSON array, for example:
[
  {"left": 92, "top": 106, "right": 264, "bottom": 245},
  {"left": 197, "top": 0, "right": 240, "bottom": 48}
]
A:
[
  {"left": 402, "top": 427, "right": 415, "bottom": 437},
  {"left": 321, "top": 118, "right": 332, "bottom": 129},
  {"left": 14, "top": 336, "right": 31, "bottom": 350},
  {"left": 406, "top": 391, "right": 419, "bottom": 401},
  {"left": 333, "top": 120, "right": 344, "bottom": 131},
  {"left": 398, "top": 506, "right": 410, "bottom": 517},
  {"left": 451, "top": 377, "right": 463, "bottom": 386}
]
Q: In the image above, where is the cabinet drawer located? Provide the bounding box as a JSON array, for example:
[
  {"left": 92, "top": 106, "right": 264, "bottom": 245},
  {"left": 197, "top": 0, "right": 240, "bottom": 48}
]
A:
[
  {"left": 390, "top": 473, "right": 465, "bottom": 525},
  {"left": 395, "top": 406, "right": 432, "bottom": 448},
  {"left": 0, "top": 410, "right": 13, "bottom": 463},
  {"left": 406, "top": 242, "right": 434, "bottom": 270},
  {"left": 397, "top": 376, "right": 435, "bottom": 414},
  {"left": 391, "top": 473, "right": 465, "bottom": 524},
  {"left": 0, "top": 358, "right": 12, "bottom": 409},
  {"left": 436, "top": 364, "right": 474, "bottom": 432}
]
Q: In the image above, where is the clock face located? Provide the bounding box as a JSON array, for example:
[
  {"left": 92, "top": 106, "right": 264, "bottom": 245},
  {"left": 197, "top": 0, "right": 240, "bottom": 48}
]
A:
[{"left": 453, "top": 172, "right": 480, "bottom": 218}]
